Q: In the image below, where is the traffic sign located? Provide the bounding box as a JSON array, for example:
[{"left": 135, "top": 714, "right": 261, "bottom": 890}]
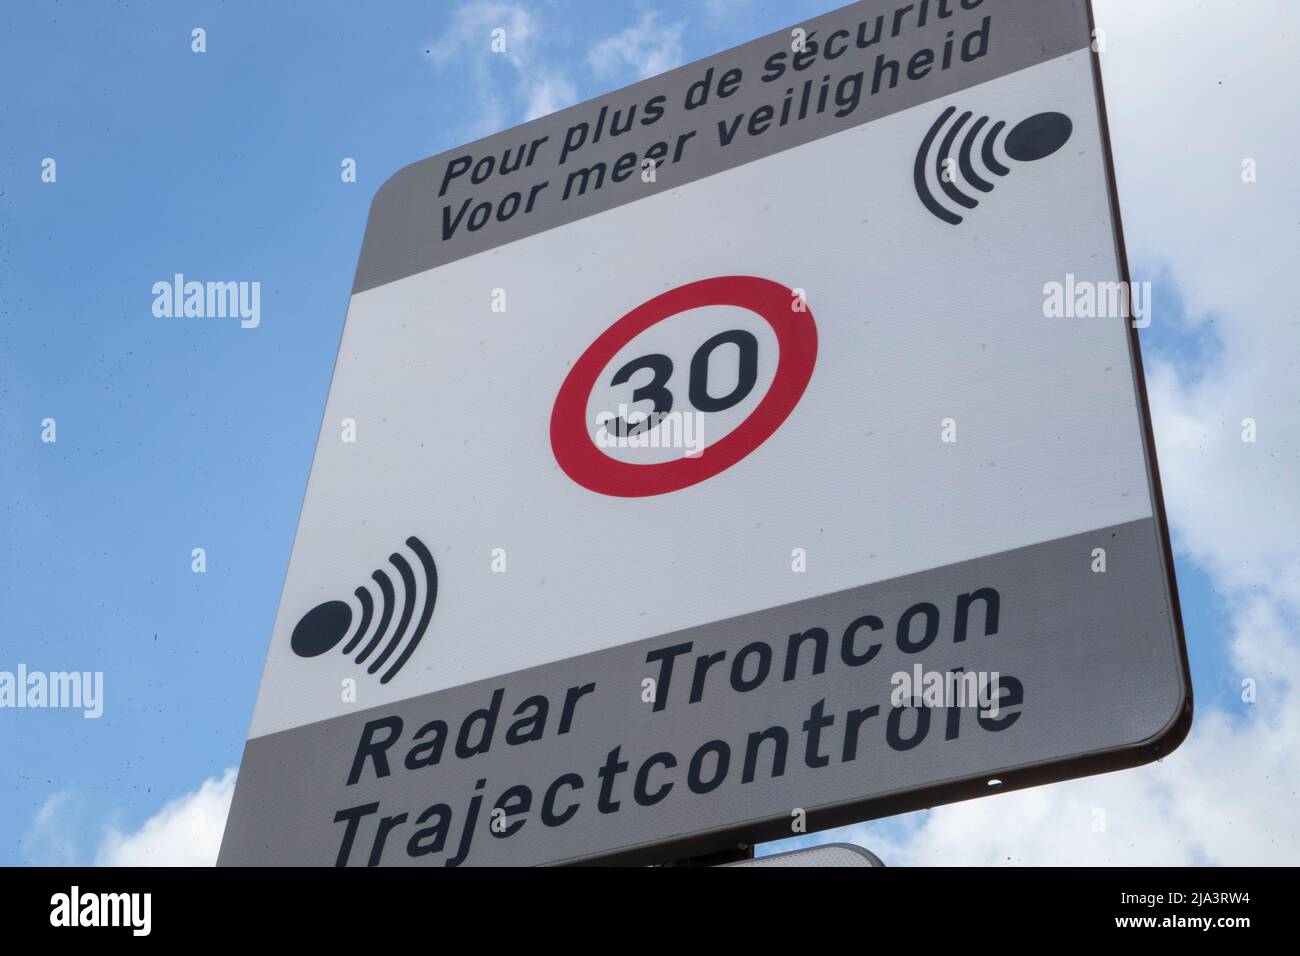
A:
[
  {"left": 551, "top": 275, "right": 818, "bottom": 496},
  {"left": 219, "top": 0, "right": 1189, "bottom": 867}
]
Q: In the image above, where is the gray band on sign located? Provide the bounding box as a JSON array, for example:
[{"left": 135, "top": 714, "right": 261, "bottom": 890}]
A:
[
  {"left": 352, "top": 0, "right": 1092, "bottom": 294},
  {"left": 218, "top": 519, "right": 1188, "bottom": 868}
]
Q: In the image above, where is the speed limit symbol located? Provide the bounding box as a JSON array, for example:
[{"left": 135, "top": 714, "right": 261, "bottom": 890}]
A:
[{"left": 550, "top": 275, "right": 818, "bottom": 497}]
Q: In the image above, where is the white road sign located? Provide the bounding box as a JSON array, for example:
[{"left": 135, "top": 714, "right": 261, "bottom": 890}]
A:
[{"left": 220, "top": 0, "right": 1190, "bottom": 867}]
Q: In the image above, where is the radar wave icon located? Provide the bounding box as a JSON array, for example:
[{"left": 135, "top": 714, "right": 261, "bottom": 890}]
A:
[{"left": 914, "top": 106, "right": 1074, "bottom": 225}]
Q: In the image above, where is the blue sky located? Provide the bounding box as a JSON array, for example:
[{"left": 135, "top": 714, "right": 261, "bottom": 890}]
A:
[{"left": 3, "top": 0, "right": 1297, "bottom": 865}]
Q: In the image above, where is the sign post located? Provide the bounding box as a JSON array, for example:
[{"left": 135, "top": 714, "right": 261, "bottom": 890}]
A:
[
  {"left": 220, "top": 0, "right": 1189, "bottom": 867},
  {"left": 726, "top": 845, "right": 885, "bottom": 868}
]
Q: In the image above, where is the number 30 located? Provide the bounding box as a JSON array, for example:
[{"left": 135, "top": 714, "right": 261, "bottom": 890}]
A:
[{"left": 607, "top": 329, "right": 759, "bottom": 436}]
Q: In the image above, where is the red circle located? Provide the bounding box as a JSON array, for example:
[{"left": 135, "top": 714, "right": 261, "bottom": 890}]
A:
[{"left": 550, "top": 276, "right": 818, "bottom": 497}]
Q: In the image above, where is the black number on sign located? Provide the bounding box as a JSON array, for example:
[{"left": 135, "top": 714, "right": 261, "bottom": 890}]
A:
[
  {"left": 606, "top": 330, "right": 759, "bottom": 437},
  {"left": 689, "top": 329, "right": 758, "bottom": 413},
  {"left": 608, "top": 353, "right": 673, "bottom": 436}
]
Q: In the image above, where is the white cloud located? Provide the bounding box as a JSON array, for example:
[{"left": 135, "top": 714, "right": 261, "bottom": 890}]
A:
[
  {"left": 790, "top": 0, "right": 1300, "bottom": 866},
  {"left": 1113, "top": 0, "right": 1300, "bottom": 593},
  {"left": 427, "top": 4, "right": 692, "bottom": 133},
  {"left": 427, "top": 1, "right": 537, "bottom": 72},
  {"left": 587, "top": 12, "right": 687, "bottom": 81},
  {"left": 427, "top": 2, "right": 578, "bottom": 135},
  {"left": 95, "top": 769, "right": 236, "bottom": 867},
  {"left": 525, "top": 74, "right": 580, "bottom": 123},
  {"left": 22, "top": 791, "right": 80, "bottom": 865}
]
